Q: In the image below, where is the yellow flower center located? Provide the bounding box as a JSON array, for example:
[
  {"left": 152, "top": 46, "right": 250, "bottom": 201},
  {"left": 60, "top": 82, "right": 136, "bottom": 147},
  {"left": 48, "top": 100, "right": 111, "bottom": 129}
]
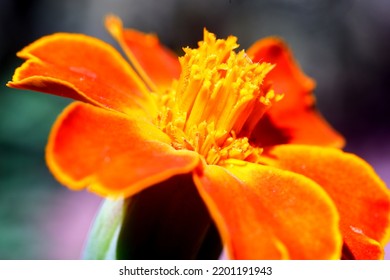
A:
[{"left": 156, "top": 30, "right": 282, "bottom": 165}]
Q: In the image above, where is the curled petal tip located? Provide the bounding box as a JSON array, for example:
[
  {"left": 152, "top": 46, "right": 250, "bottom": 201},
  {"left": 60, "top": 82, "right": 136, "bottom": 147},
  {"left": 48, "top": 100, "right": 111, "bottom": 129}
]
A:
[{"left": 105, "top": 14, "right": 123, "bottom": 38}]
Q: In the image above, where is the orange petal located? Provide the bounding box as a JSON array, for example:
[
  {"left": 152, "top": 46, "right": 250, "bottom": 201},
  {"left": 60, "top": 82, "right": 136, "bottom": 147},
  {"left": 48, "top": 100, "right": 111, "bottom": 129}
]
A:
[
  {"left": 7, "top": 33, "right": 157, "bottom": 118},
  {"left": 261, "top": 144, "right": 390, "bottom": 259},
  {"left": 247, "top": 38, "right": 344, "bottom": 148},
  {"left": 193, "top": 162, "right": 342, "bottom": 259},
  {"left": 47, "top": 102, "right": 200, "bottom": 198},
  {"left": 343, "top": 230, "right": 383, "bottom": 259},
  {"left": 105, "top": 15, "right": 180, "bottom": 92}
]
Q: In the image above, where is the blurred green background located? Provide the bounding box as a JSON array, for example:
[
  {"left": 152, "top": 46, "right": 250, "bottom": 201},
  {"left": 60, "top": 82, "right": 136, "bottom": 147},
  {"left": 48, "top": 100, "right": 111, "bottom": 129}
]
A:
[{"left": 1, "top": 0, "right": 389, "bottom": 259}]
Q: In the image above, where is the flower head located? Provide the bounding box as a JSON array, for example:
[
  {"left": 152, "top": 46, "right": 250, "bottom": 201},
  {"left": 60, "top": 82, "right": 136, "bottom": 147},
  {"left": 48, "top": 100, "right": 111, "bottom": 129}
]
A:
[{"left": 7, "top": 15, "right": 390, "bottom": 259}]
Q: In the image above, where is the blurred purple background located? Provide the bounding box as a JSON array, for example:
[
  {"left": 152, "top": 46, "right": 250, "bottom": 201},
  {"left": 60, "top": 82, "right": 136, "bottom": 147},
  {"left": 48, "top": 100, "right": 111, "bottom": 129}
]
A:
[{"left": 0, "top": 0, "right": 389, "bottom": 259}]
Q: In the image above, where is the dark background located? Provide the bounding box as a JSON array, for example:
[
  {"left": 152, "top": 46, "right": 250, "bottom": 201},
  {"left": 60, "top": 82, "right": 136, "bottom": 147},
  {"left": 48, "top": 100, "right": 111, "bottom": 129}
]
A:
[{"left": 1, "top": 0, "right": 389, "bottom": 259}]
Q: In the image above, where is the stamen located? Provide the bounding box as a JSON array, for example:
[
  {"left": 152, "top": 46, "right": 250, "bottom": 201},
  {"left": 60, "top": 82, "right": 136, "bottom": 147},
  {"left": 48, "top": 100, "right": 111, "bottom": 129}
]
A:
[{"left": 155, "top": 29, "right": 282, "bottom": 165}]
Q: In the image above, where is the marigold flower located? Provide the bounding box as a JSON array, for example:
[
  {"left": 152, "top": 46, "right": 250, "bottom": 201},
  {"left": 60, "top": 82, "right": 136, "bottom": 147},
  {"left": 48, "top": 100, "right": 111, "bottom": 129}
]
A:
[{"left": 7, "top": 15, "right": 390, "bottom": 260}]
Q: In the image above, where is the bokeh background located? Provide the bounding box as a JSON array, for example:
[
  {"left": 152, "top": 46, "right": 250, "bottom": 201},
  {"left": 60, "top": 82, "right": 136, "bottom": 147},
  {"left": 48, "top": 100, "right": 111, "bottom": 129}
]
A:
[{"left": 1, "top": 0, "right": 389, "bottom": 259}]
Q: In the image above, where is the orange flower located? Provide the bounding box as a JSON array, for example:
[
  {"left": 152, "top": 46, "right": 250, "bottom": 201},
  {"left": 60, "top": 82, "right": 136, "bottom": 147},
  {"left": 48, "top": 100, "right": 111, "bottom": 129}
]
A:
[{"left": 7, "top": 15, "right": 390, "bottom": 260}]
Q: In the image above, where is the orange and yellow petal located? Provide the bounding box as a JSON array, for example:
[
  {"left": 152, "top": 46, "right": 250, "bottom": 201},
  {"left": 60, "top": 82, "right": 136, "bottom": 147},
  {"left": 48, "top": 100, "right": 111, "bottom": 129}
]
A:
[
  {"left": 247, "top": 38, "right": 344, "bottom": 148},
  {"left": 46, "top": 102, "right": 200, "bottom": 198},
  {"left": 261, "top": 144, "right": 390, "bottom": 259},
  {"left": 105, "top": 15, "right": 180, "bottom": 92},
  {"left": 193, "top": 162, "right": 342, "bottom": 259},
  {"left": 7, "top": 33, "right": 157, "bottom": 118}
]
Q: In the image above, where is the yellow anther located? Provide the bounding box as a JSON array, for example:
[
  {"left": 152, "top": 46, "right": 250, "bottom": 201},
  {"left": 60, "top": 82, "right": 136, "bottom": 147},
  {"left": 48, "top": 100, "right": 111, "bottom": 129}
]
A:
[{"left": 155, "top": 29, "right": 277, "bottom": 165}]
